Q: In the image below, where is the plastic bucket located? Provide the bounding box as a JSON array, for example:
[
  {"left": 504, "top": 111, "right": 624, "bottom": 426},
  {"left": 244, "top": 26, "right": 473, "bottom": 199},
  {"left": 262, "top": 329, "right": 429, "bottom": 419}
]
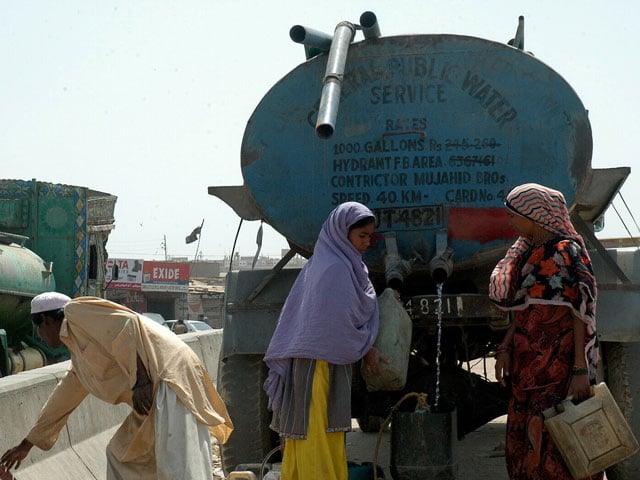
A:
[{"left": 390, "top": 409, "right": 458, "bottom": 480}]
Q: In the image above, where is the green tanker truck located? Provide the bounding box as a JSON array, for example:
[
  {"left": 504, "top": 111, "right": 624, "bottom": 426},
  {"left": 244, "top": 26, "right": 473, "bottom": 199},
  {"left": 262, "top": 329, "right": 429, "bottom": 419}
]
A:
[{"left": 0, "top": 179, "right": 117, "bottom": 377}]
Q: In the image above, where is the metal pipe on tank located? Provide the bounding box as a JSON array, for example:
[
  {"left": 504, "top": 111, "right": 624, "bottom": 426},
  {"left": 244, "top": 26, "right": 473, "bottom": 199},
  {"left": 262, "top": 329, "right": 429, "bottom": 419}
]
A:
[
  {"left": 359, "top": 11, "right": 381, "bottom": 39},
  {"left": 508, "top": 16, "right": 525, "bottom": 50},
  {"left": 8, "top": 347, "right": 46, "bottom": 374},
  {"left": 289, "top": 25, "right": 333, "bottom": 59},
  {"left": 315, "top": 21, "right": 356, "bottom": 139}
]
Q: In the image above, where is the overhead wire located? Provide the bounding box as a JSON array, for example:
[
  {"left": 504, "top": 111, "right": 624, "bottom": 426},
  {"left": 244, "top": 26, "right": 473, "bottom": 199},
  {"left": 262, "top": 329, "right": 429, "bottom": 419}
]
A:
[
  {"left": 618, "top": 192, "right": 640, "bottom": 238},
  {"left": 611, "top": 196, "right": 640, "bottom": 250}
]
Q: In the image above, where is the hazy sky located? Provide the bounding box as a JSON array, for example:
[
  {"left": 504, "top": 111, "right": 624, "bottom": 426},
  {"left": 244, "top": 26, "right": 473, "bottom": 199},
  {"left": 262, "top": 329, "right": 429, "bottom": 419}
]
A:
[{"left": 2, "top": 1, "right": 639, "bottom": 260}]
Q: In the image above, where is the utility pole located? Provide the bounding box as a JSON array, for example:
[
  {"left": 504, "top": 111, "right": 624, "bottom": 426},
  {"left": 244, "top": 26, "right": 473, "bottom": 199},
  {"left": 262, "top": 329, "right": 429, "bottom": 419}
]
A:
[{"left": 162, "top": 235, "right": 168, "bottom": 260}]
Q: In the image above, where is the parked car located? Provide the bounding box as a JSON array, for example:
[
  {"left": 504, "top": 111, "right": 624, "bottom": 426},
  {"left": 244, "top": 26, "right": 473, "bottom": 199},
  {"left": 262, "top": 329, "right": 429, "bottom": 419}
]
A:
[
  {"left": 142, "top": 312, "right": 166, "bottom": 325},
  {"left": 162, "top": 320, "right": 213, "bottom": 334}
]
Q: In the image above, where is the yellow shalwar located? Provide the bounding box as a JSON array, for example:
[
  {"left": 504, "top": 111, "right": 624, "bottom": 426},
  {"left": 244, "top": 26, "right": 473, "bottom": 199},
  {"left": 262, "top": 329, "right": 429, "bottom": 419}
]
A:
[
  {"left": 282, "top": 360, "right": 347, "bottom": 480},
  {"left": 25, "top": 297, "right": 233, "bottom": 478}
]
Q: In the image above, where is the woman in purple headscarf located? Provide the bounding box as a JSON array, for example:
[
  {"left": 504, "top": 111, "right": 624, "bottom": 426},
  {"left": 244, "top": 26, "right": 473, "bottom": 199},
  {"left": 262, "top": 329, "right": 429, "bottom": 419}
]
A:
[
  {"left": 489, "top": 183, "right": 602, "bottom": 480},
  {"left": 263, "top": 202, "right": 385, "bottom": 480}
]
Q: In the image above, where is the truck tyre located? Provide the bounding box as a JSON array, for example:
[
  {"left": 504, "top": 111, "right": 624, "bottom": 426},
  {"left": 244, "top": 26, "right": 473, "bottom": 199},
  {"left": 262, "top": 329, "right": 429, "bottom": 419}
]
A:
[
  {"left": 218, "top": 354, "right": 277, "bottom": 474},
  {"left": 601, "top": 341, "right": 640, "bottom": 479}
]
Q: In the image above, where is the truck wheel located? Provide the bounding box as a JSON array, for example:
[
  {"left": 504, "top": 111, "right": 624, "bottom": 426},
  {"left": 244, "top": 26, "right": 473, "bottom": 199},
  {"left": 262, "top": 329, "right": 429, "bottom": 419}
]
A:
[
  {"left": 218, "top": 354, "right": 278, "bottom": 474},
  {"left": 601, "top": 341, "right": 640, "bottom": 479}
]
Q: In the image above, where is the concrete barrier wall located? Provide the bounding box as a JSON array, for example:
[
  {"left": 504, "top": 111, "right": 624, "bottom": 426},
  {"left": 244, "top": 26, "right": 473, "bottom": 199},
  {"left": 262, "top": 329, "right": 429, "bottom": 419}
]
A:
[{"left": 0, "top": 329, "right": 223, "bottom": 480}]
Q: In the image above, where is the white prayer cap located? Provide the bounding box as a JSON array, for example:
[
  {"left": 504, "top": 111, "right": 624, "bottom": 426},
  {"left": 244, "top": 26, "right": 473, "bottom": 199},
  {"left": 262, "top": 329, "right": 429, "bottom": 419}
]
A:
[{"left": 31, "top": 292, "right": 71, "bottom": 314}]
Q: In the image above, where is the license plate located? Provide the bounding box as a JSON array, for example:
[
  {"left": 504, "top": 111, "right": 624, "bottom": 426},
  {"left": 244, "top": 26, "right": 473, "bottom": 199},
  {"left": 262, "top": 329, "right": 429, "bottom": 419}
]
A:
[{"left": 374, "top": 205, "right": 444, "bottom": 230}]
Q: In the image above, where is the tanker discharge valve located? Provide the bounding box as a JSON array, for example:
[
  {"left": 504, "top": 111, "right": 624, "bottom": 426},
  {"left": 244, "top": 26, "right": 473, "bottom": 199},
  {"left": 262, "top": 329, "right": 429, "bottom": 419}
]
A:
[
  {"left": 429, "top": 231, "right": 454, "bottom": 283},
  {"left": 384, "top": 232, "right": 412, "bottom": 291}
]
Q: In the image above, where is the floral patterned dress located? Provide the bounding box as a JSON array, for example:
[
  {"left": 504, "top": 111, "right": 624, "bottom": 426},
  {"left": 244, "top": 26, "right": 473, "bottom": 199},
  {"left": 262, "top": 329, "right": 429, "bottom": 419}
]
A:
[
  {"left": 503, "top": 241, "right": 602, "bottom": 480},
  {"left": 489, "top": 183, "right": 601, "bottom": 479}
]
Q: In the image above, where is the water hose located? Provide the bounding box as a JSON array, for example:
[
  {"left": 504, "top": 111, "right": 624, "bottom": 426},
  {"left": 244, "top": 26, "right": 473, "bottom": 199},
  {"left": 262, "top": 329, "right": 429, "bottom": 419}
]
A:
[{"left": 258, "top": 444, "right": 284, "bottom": 480}]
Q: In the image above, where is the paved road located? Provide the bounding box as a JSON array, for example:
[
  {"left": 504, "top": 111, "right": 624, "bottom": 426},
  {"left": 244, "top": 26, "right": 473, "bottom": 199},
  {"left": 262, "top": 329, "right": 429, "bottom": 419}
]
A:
[
  {"left": 346, "top": 414, "right": 509, "bottom": 479},
  {"left": 217, "top": 357, "right": 512, "bottom": 479},
  {"left": 345, "top": 355, "right": 510, "bottom": 479},
  {"left": 216, "top": 355, "right": 609, "bottom": 479},
  {"left": 214, "top": 414, "right": 509, "bottom": 480}
]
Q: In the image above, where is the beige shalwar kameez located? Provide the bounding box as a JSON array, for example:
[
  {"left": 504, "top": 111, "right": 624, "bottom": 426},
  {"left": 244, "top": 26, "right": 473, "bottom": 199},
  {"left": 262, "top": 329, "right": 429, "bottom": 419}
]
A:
[{"left": 25, "top": 297, "right": 233, "bottom": 478}]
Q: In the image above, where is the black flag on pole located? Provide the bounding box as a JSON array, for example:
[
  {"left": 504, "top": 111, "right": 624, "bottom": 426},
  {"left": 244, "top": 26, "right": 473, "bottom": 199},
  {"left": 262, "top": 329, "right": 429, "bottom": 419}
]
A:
[{"left": 185, "top": 225, "right": 202, "bottom": 244}]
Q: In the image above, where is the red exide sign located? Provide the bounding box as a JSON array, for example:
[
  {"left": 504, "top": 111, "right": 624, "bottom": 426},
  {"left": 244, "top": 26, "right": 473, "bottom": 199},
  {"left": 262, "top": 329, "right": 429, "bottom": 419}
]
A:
[{"left": 141, "top": 261, "right": 190, "bottom": 292}]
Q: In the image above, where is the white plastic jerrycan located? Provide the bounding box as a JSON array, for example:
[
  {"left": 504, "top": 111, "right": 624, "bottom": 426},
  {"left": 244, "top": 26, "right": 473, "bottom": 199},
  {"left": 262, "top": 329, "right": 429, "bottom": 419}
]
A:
[{"left": 362, "top": 288, "right": 413, "bottom": 392}]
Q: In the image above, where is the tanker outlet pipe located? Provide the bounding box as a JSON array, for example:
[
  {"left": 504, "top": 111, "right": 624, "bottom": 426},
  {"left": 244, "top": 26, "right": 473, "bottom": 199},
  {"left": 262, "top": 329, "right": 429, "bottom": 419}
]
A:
[
  {"left": 384, "top": 232, "right": 412, "bottom": 291},
  {"left": 359, "top": 11, "right": 381, "bottom": 39},
  {"left": 289, "top": 25, "right": 333, "bottom": 59},
  {"left": 429, "top": 231, "right": 454, "bottom": 283},
  {"left": 315, "top": 21, "right": 356, "bottom": 139}
]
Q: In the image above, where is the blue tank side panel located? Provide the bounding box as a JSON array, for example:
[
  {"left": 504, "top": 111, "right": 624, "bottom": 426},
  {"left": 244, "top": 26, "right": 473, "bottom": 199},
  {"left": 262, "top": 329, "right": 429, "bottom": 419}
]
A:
[{"left": 241, "top": 35, "right": 592, "bottom": 267}]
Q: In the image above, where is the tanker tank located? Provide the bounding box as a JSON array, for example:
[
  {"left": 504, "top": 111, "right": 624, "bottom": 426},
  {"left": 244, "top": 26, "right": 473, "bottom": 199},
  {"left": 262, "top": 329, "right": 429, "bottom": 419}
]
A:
[
  {"left": 212, "top": 25, "right": 600, "bottom": 285},
  {"left": 0, "top": 232, "right": 60, "bottom": 376}
]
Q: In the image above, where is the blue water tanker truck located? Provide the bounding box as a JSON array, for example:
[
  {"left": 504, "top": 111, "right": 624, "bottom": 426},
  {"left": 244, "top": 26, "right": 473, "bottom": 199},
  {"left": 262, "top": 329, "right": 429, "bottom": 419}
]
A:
[{"left": 210, "top": 13, "right": 640, "bottom": 478}]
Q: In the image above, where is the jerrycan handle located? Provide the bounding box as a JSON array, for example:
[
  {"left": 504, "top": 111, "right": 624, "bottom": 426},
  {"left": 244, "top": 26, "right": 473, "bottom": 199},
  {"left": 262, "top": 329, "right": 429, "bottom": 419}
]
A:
[
  {"left": 554, "top": 385, "right": 595, "bottom": 413},
  {"left": 554, "top": 396, "right": 574, "bottom": 414}
]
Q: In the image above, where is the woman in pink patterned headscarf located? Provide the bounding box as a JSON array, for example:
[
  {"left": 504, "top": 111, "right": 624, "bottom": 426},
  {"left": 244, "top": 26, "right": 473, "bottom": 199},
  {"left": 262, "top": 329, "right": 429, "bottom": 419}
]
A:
[{"left": 489, "top": 183, "right": 602, "bottom": 480}]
